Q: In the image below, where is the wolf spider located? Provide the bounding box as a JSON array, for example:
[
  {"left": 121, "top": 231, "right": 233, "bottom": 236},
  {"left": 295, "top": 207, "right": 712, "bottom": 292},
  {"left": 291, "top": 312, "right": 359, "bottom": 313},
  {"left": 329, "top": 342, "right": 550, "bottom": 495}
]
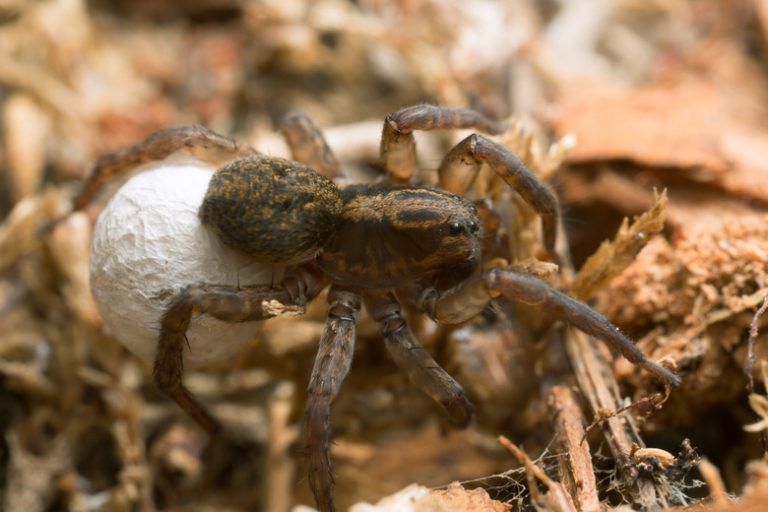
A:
[{"left": 76, "top": 105, "right": 680, "bottom": 511}]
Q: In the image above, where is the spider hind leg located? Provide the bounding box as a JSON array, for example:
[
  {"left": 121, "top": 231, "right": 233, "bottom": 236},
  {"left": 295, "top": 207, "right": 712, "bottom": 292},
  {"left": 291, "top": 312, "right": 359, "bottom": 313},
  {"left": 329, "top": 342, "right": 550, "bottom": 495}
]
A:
[
  {"left": 305, "top": 287, "right": 360, "bottom": 512},
  {"left": 74, "top": 125, "right": 254, "bottom": 211},
  {"left": 280, "top": 110, "right": 341, "bottom": 179},
  {"left": 153, "top": 265, "right": 327, "bottom": 434},
  {"left": 365, "top": 290, "right": 474, "bottom": 427}
]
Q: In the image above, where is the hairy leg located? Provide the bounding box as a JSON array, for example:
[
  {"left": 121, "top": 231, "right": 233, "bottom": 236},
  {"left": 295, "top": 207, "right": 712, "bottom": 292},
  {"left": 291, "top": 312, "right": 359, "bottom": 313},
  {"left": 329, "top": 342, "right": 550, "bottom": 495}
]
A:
[
  {"left": 439, "top": 134, "right": 560, "bottom": 261},
  {"left": 154, "top": 265, "right": 327, "bottom": 434},
  {"left": 74, "top": 125, "right": 254, "bottom": 211},
  {"left": 280, "top": 110, "right": 341, "bottom": 179},
  {"left": 420, "top": 269, "right": 681, "bottom": 388},
  {"left": 364, "top": 290, "right": 473, "bottom": 427},
  {"left": 305, "top": 287, "right": 361, "bottom": 512},
  {"left": 380, "top": 104, "right": 505, "bottom": 184}
]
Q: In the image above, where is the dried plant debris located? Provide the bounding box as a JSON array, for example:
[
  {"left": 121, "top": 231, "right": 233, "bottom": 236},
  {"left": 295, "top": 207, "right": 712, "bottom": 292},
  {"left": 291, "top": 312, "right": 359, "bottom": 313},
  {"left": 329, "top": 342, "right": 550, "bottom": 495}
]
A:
[
  {"left": 745, "top": 362, "right": 768, "bottom": 436},
  {"left": 570, "top": 189, "right": 667, "bottom": 302},
  {"left": 693, "top": 455, "right": 768, "bottom": 511},
  {"left": 348, "top": 482, "right": 510, "bottom": 512},
  {"left": 552, "top": 55, "right": 768, "bottom": 205},
  {"left": 498, "top": 436, "right": 576, "bottom": 512},
  {"left": 547, "top": 386, "right": 600, "bottom": 511},
  {"left": 601, "top": 209, "right": 768, "bottom": 391},
  {"left": 1, "top": 0, "right": 768, "bottom": 510}
]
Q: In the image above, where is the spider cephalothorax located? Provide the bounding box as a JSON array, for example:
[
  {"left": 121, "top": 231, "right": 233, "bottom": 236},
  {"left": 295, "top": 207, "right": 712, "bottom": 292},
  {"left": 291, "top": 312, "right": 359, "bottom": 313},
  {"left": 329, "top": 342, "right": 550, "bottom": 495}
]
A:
[
  {"left": 77, "top": 105, "right": 680, "bottom": 512},
  {"left": 317, "top": 185, "right": 483, "bottom": 291}
]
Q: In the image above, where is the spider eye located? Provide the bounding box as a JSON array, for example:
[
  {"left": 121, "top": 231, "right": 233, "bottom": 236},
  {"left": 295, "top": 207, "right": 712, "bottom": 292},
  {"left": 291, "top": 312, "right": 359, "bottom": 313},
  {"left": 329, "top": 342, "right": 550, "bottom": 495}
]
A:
[
  {"left": 449, "top": 222, "right": 464, "bottom": 235},
  {"left": 468, "top": 221, "right": 479, "bottom": 233}
]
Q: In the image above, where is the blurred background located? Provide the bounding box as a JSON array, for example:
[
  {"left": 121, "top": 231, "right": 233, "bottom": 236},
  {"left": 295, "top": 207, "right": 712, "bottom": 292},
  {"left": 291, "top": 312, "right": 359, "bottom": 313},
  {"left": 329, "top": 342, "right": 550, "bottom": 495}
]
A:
[{"left": 1, "top": 0, "right": 768, "bottom": 510}]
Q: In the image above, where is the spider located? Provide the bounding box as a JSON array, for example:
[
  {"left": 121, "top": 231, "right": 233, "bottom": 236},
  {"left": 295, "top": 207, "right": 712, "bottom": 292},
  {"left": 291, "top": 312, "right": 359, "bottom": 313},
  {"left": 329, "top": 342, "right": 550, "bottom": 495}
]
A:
[{"left": 75, "top": 105, "right": 680, "bottom": 511}]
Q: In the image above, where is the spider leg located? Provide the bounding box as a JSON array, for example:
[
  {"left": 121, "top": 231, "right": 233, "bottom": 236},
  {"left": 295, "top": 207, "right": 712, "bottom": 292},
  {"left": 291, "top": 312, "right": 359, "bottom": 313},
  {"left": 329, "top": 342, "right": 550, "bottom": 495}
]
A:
[
  {"left": 154, "top": 265, "right": 327, "bottom": 434},
  {"left": 305, "top": 287, "right": 361, "bottom": 512},
  {"left": 74, "top": 125, "right": 254, "bottom": 211},
  {"left": 364, "top": 290, "right": 473, "bottom": 427},
  {"left": 380, "top": 104, "right": 505, "bottom": 184},
  {"left": 280, "top": 110, "right": 341, "bottom": 179},
  {"left": 439, "top": 134, "right": 560, "bottom": 260},
  {"left": 421, "top": 269, "right": 682, "bottom": 387}
]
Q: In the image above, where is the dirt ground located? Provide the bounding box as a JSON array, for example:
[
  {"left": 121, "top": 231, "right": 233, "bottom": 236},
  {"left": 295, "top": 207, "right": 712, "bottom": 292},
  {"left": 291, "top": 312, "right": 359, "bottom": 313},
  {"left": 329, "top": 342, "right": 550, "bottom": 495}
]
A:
[{"left": 2, "top": 0, "right": 768, "bottom": 511}]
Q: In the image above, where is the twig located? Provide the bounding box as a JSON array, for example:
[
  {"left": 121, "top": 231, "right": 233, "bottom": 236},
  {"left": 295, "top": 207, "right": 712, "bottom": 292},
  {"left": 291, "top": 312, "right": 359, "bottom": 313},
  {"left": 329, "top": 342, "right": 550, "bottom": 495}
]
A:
[
  {"left": 745, "top": 291, "right": 768, "bottom": 454},
  {"left": 499, "top": 435, "right": 577, "bottom": 512},
  {"left": 744, "top": 291, "right": 768, "bottom": 394},
  {"left": 698, "top": 458, "right": 730, "bottom": 507},
  {"left": 582, "top": 388, "right": 669, "bottom": 440},
  {"left": 548, "top": 386, "right": 600, "bottom": 511},
  {"left": 264, "top": 382, "right": 299, "bottom": 512},
  {"left": 0, "top": 55, "right": 82, "bottom": 120},
  {"left": 564, "top": 328, "right": 669, "bottom": 510}
]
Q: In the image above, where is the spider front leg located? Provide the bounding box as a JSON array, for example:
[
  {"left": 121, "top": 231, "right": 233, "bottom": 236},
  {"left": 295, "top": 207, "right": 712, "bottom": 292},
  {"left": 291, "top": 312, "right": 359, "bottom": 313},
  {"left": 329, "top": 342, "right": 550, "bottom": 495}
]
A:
[
  {"left": 421, "top": 270, "right": 682, "bottom": 387},
  {"left": 439, "top": 135, "right": 561, "bottom": 261},
  {"left": 305, "top": 287, "right": 361, "bottom": 512},
  {"left": 381, "top": 104, "right": 505, "bottom": 184},
  {"left": 74, "top": 125, "right": 254, "bottom": 211},
  {"left": 154, "top": 265, "right": 327, "bottom": 434},
  {"left": 364, "top": 290, "right": 474, "bottom": 427}
]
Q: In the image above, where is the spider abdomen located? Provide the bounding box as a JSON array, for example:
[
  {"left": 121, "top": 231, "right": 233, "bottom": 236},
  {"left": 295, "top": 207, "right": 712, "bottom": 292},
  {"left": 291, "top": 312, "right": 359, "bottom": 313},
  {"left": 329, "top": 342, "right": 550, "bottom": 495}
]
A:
[
  {"left": 317, "top": 184, "right": 482, "bottom": 290},
  {"left": 200, "top": 155, "right": 342, "bottom": 264}
]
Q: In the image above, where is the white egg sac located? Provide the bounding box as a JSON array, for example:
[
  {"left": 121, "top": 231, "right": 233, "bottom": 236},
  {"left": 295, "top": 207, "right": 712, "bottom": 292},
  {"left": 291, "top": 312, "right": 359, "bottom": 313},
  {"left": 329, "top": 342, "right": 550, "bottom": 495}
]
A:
[{"left": 90, "top": 163, "right": 273, "bottom": 367}]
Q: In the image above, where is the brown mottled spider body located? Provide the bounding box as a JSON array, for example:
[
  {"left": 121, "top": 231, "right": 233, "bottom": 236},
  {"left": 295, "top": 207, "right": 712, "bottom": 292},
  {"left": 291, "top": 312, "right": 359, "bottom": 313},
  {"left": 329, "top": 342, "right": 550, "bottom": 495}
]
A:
[
  {"left": 200, "top": 155, "right": 342, "bottom": 264},
  {"left": 76, "top": 105, "right": 680, "bottom": 512},
  {"left": 318, "top": 185, "right": 482, "bottom": 290}
]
